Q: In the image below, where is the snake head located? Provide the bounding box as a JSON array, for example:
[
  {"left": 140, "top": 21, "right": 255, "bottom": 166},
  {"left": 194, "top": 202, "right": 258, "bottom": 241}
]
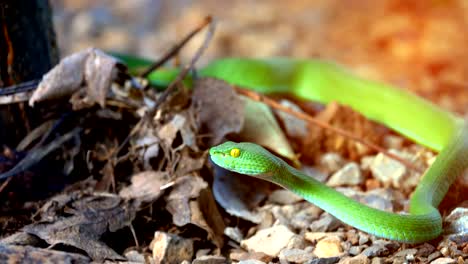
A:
[{"left": 209, "top": 141, "right": 279, "bottom": 178}]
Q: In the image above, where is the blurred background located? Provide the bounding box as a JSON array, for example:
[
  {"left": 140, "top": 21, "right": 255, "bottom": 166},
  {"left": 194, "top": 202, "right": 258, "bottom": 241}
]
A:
[{"left": 50, "top": 0, "right": 468, "bottom": 113}]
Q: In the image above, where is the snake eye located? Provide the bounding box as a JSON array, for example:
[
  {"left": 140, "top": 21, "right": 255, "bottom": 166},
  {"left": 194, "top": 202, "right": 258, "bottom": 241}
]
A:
[{"left": 230, "top": 148, "right": 240, "bottom": 158}]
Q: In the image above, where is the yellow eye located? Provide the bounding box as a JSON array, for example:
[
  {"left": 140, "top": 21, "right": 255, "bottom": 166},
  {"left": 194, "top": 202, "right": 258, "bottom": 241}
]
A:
[{"left": 230, "top": 148, "right": 240, "bottom": 158}]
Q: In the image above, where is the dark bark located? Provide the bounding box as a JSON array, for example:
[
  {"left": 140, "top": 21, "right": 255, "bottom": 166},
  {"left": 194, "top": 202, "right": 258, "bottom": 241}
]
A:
[{"left": 0, "top": 0, "right": 59, "bottom": 146}]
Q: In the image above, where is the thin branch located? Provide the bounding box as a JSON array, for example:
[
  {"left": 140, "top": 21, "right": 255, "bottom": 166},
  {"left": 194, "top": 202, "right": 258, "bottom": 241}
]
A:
[
  {"left": 236, "top": 88, "right": 424, "bottom": 173},
  {"left": 139, "top": 16, "right": 213, "bottom": 78},
  {"left": 113, "top": 16, "right": 216, "bottom": 161}
]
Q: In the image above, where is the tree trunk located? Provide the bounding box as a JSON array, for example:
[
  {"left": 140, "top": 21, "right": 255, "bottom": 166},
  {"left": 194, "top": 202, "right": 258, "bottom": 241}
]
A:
[{"left": 0, "top": 0, "right": 59, "bottom": 146}]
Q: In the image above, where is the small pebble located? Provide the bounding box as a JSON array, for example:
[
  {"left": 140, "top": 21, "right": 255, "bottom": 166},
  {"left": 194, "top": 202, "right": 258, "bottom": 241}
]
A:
[
  {"left": 313, "top": 235, "right": 343, "bottom": 258},
  {"left": 224, "top": 226, "right": 244, "bottom": 243},
  {"left": 192, "top": 255, "right": 226, "bottom": 264},
  {"left": 279, "top": 248, "right": 316, "bottom": 263},
  {"left": 328, "top": 162, "right": 363, "bottom": 187},
  {"left": 368, "top": 151, "right": 407, "bottom": 188},
  {"left": 309, "top": 212, "right": 343, "bottom": 232},
  {"left": 238, "top": 260, "right": 267, "bottom": 264},
  {"left": 361, "top": 245, "right": 389, "bottom": 257},
  {"left": 305, "top": 256, "right": 340, "bottom": 264},
  {"left": 441, "top": 247, "right": 450, "bottom": 257},
  {"left": 349, "top": 246, "right": 363, "bottom": 256},
  {"left": 394, "top": 248, "right": 418, "bottom": 258},
  {"left": 338, "top": 255, "right": 370, "bottom": 264},
  {"left": 305, "top": 232, "right": 345, "bottom": 242},
  {"left": 287, "top": 235, "right": 308, "bottom": 250},
  {"left": 320, "top": 152, "right": 345, "bottom": 173},
  {"left": 370, "top": 258, "right": 384, "bottom": 264},
  {"left": 358, "top": 234, "right": 370, "bottom": 245},
  {"left": 241, "top": 225, "right": 295, "bottom": 257},
  {"left": 430, "top": 257, "right": 456, "bottom": 264},
  {"left": 428, "top": 252, "right": 443, "bottom": 262}
]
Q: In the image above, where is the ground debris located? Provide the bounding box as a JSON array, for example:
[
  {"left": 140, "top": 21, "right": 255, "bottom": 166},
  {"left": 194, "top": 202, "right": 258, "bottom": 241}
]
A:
[
  {"left": 151, "top": 231, "right": 194, "bottom": 264},
  {"left": 2, "top": 191, "right": 140, "bottom": 261},
  {"left": 0, "top": 244, "right": 91, "bottom": 264}
]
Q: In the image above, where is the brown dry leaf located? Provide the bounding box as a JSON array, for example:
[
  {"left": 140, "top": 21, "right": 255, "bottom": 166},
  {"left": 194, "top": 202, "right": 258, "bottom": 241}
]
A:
[
  {"left": 303, "top": 102, "right": 386, "bottom": 162},
  {"left": 157, "top": 112, "right": 197, "bottom": 150},
  {"left": 191, "top": 78, "right": 244, "bottom": 145},
  {"left": 212, "top": 166, "right": 269, "bottom": 224},
  {"left": 0, "top": 244, "right": 91, "bottom": 264},
  {"left": 174, "top": 148, "right": 206, "bottom": 177},
  {"left": 238, "top": 96, "right": 298, "bottom": 165},
  {"left": 165, "top": 175, "right": 225, "bottom": 248},
  {"left": 119, "top": 171, "right": 171, "bottom": 202},
  {"left": 29, "top": 48, "right": 125, "bottom": 109},
  {"left": 17, "top": 191, "right": 140, "bottom": 262}
]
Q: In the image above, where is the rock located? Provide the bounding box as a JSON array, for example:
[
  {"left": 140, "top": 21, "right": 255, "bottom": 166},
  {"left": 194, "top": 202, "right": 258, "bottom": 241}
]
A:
[
  {"left": 394, "top": 248, "right": 418, "bottom": 257},
  {"left": 440, "top": 247, "right": 450, "bottom": 257},
  {"left": 230, "top": 250, "right": 272, "bottom": 263},
  {"left": 224, "top": 226, "right": 244, "bottom": 243},
  {"left": 241, "top": 225, "right": 296, "bottom": 257},
  {"left": 349, "top": 246, "right": 363, "bottom": 256},
  {"left": 361, "top": 244, "right": 389, "bottom": 258},
  {"left": 290, "top": 204, "right": 323, "bottom": 230},
  {"left": 124, "top": 250, "right": 146, "bottom": 263},
  {"left": 313, "top": 235, "right": 343, "bottom": 258},
  {"left": 417, "top": 243, "right": 436, "bottom": 257},
  {"left": 309, "top": 212, "right": 343, "bottom": 232},
  {"left": 328, "top": 162, "right": 363, "bottom": 187},
  {"left": 305, "top": 257, "right": 340, "bottom": 264},
  {"left": 196, "top": 249, "right": 211, "bottom": 258},
  {"left": 427, "top": 252, "right": 443, "bottom": 262},
  {"left": 320, "top": 153, "right": 345, "bottom": 173},
  {"left": 238, "top": 260, "right": 267, "bottom": 264},
  {"left": 268, "top": 189, "right": 304, "bottom": 204},
  {"left": 279, "top": 248, "right": 316, "bottom": 263},
  {"left": 346, "top": 230, "right": 359, "bottom": 245},
  {"left": 338, "top": 255, "right": 370, "bottom": 264},
  {"left": 444, "top": 207, "right": 468, "bottom": 243},
  {"left": 287, "top": 235, "right": 308, "bottom": 250},
  {"left": 358, "top": 233, "right": 370, "bottom": 245},
  {"left": 370, "top": 258, "right": 384, "bottom": 264},
  {"left": 151, "top": 231, "right": 193, "bottom": 264},
  {"left": 430, "top": 257, "right": 456, "bottom": 264},
  {"left": 368, "top": 151, "right": 407, "bottom": 188},
  {"left": 192, "top": 255, "right": 226, "bottom": 264},
  {"left": 305, "top": 232, "right": 345, "bottom": 243}
]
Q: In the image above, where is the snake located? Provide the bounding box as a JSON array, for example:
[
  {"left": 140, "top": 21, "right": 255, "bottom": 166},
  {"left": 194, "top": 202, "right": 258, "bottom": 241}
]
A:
[{"left": 119, "top": 55, "right": 468, "bottom": 242}]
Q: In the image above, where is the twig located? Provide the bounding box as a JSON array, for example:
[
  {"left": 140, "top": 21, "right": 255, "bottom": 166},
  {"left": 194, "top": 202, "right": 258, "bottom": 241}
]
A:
[
  {"left": 113, "top": 16, "right": 215, "bottom": 161},
  {"left": 0, "top": 127, "right": 82, "bottom": 181},
  {"left": 236, "top": 88, "right": 424, "bottom": 173},
  {"left": 0, "top": 79, "right": 40, "bottom": 95},
  {"left": 139, "top": 16, "right": 213, "bottom": 78}
]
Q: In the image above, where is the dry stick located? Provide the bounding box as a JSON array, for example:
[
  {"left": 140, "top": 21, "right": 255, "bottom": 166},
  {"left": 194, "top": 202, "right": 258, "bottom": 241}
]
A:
[
  {"left": 113, "top": 17, "right": 216, "bottom": 161},
  {"left": 139, "top": 16, "right": 213, "bottom": 78},
  {"left": 236, "top": 88, "right": 424, "bottom": 173}
]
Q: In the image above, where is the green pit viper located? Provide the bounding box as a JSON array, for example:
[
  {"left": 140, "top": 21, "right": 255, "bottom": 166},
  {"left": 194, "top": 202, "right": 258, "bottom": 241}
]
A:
[{"left": 122, "top": 56, "right": 467, "bottom": 243}]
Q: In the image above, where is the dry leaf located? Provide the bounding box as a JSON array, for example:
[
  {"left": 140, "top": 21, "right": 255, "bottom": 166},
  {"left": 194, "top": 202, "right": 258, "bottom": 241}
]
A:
[
  {"left": 191, "top": 78, "right": 244, "bottom": 145},
  {"left": 29, "top": 48, "right": 125, "bottom": 109},
  {"left": 17, "top": 191, "right": 140, "bottom": 262},
  {"left": 165, "top": 176, "right": 225, "bottom": 248},
  {"left": 238, "top": 96, "right": 298, "bottom": 165},
  {"left": 0, "top": 244, "right": 91, "bottom": 264},
  {"left": 119, "top": 171, "right": 171, "bottom": 202},
  {"left": 212, "top": 166, "right": 268, "bottom": 224}
]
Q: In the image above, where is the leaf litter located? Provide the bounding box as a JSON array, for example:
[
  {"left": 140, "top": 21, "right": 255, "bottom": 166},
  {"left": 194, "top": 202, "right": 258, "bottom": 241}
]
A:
[{"left": 0, "top": 17, "right": 467, "bottom": 264}]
